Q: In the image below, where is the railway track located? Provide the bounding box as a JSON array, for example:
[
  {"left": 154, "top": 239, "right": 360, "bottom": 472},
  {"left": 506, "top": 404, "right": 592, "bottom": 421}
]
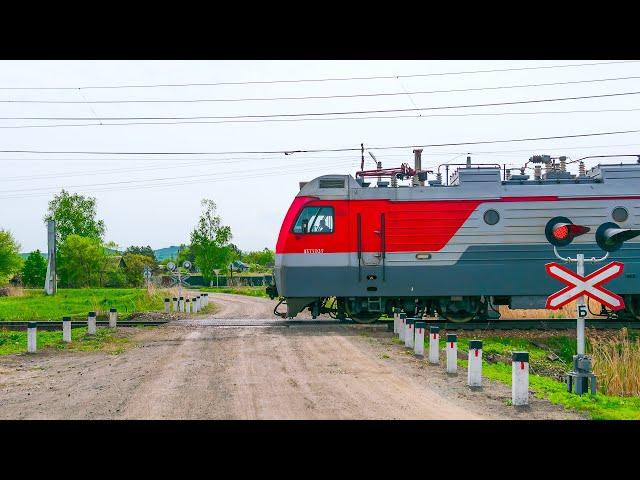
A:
[
  {"left": 381, "top": 319, "right": 640, "bottom": 330},
  {"left": 0, "top": 320, "right": 168, "bottom": 330}
]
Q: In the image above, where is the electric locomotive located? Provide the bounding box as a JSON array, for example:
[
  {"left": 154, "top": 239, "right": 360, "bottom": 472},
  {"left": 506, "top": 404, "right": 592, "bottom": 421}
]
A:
[{"left": 268, "top": 152, "right": 640, "bottom": 322}]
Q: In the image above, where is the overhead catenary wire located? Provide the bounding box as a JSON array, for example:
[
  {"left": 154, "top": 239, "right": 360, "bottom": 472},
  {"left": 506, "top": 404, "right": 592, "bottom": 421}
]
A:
[
  {"left": 3, "top": 128, "right": 640, "bottom": 157},
  {"left": 0, "top": 61, "right": 634, "bottom": 90},
  {"left": 2, "top": 107, "right": 640, "bottom": 130},
  {"left": 3, "top": 74, "right": 640, "bottom": 104},
  {"left": 3, "top": 89, "right": 640, "bottom": 122}
]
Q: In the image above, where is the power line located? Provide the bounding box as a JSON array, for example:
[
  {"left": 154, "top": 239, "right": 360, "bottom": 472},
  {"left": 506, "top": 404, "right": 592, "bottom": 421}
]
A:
[
  {"left": 4, "top": 74, "right": 640, "bottom": 104},
  {"left": 0, "top": 61, "right": 634, "bottom": 90},
  {"left": 2, "top": 107, "right": 640, "bottom": 130},
  {"left": 2, "top": 128, "right": 640, "bottom": 157},
  {"left": 2, "top": 90, "right": 640, "bottom": 122}
]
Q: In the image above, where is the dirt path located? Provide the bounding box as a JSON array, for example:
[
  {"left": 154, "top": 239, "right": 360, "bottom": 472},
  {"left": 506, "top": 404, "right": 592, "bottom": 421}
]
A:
[{"left": 0, "top": 295, "right": 585, "bottom": 420}]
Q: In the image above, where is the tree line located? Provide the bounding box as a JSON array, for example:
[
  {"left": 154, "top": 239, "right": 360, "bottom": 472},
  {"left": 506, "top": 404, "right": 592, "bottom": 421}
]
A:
[{"left": 0, "top": 190, "right": 275, "bottom": 289}]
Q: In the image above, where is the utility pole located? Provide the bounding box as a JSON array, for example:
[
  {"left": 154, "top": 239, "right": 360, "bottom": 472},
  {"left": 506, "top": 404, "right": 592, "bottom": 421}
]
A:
[{"left": 44, "top": 220, "right": 57, "bottom": 295}]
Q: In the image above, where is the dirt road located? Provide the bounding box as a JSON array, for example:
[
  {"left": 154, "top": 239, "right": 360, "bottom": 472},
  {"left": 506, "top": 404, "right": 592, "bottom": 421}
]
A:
[{"left": 0, "top": 293, "right": 584, "bottom": 419}]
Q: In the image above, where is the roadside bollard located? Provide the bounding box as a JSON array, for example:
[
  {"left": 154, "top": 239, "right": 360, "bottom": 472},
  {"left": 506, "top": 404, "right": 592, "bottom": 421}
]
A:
[
  {"left": 404, "top": 318, "right": 415, "bottom": 349},
  {"left": 446, "top": 334, "right": 458, "bottom": 374},
  {"left": 172, "top": 297, "right": 178, "bottom": 312},
  {"left": 414, "top": 321, "right": 425, "bottom": 356},
  {"left": 196, "top": 296, "right": 201, "bottom": 312},
  {"left": 179, "top": 296, "right": 185, "bottom": 313},
  {"left": 203, "top": 293, "right": 209, "bottom": 307},
  {"left": 62, "top": 316, "right": 72, "bottom": 343},
  {"left": 164, "top": 298, "right": 170, "bottom": 313},
  {"left": 27, "top": 322, "right": 37, "bottom": 353},
  {"left": 429, "top": 326, "right": 440, "bottom": 364},
  {"left": 467, "top": 340, "right": 483, "bottom": 387},
  {"left": 192, "top": 296, "right": 198, "bottom": 313},
  {"left": 393, "top": 308, "right": 399, "bottom": 334},
  {"left": 398, "top": 313, "right": 406, "bottom": 341},
  {"left": 109, "top": 308, "right": 117, "bottom": 328},
  {"left": 87, "top": 311, "right": 97, "bottom": 335},
  {"left": 185, "top": 298, "right": 191, "bottom": 313},
  {"left": 512, "top": 352, "right": 530, "bottom": 406}
]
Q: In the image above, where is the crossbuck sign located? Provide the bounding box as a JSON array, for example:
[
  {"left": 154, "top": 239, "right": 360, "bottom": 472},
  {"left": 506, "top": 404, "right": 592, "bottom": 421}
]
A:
[{"left": 545, "top": 261, "right": 625, "bottom": 310}]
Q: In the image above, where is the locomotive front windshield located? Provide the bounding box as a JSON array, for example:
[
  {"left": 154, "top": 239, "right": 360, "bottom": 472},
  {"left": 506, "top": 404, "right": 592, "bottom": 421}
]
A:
[{"left": 293, "top": 206, "right": 334, "bottom": 234}]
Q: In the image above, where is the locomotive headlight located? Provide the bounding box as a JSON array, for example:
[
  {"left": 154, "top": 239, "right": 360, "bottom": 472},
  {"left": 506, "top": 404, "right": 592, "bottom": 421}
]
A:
[
  {"left": 595, "top": 222, "right": 640, "bottom": 252},
  {"left": 545, "top": 216, "right": 590, "bottom": 247}
]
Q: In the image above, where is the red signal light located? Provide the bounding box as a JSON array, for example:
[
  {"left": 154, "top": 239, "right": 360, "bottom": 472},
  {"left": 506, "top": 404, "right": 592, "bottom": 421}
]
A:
[{"left": 552, "top": 224, "right": 569, "bottom": 240}]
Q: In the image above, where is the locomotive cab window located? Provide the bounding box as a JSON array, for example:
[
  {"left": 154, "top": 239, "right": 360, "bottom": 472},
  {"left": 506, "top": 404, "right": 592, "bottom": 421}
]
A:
[{"left": 293, "top": 206, "right": 334, "bottom": 234}]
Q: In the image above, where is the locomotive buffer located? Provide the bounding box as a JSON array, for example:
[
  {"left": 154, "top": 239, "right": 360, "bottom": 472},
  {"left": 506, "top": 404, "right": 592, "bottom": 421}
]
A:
[{"left": 544, "top": 216, "right": 640, "bottom": 395}]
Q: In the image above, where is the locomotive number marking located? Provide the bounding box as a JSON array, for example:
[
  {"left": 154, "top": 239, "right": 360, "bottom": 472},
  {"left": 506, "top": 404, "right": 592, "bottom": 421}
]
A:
[{"left": 304, "top": 249, "right": 324, "bottom": 253}]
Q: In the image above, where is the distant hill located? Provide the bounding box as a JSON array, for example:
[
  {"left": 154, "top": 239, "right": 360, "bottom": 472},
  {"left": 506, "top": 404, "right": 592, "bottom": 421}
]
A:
[
  {"left": 21, "top": 246, "right": 181, "bottom": 261},
  {"left": 154, "top": 246, "right": 180, "bottom": 261}
]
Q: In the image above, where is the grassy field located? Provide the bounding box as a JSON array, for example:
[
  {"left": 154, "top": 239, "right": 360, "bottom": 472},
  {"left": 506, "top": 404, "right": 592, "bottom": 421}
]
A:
[
  {"left": 0, "top": 327, "right": 133, "bottom": 356},
  {"left": 451, "top": 333, "right": 640, "bottom": 420},
  {"left": 0, "top": 288, "right": 169, "bottom": 321},
  {"left": 198, "top": 286, "right": 269, "bottom": 298}
]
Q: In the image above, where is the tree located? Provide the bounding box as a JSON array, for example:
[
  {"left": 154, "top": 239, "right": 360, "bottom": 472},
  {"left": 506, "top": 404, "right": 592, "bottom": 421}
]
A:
[
  {"left": 0, "top": 229, "right": 22, "bottom": 285},
  {"left": 125, "top": 245, "right": 157, "bottom": 262},
  {"left": 243, "top": 248, "right": 275, "bottom": 271},
  {"left": 44, "top": 189, "right": 106, "bottom": 245},
  {"left": 190, "top": 199, "right": 233, "bottom": 285},
  {"left": 21, "top": 250, "right": 47, "bottom": 287},
  {"left": 123, "top": 253, "right": 155, "bottom": 287},
  {"left": 57, "top": 234, "right": 105, "bottom": 287}
]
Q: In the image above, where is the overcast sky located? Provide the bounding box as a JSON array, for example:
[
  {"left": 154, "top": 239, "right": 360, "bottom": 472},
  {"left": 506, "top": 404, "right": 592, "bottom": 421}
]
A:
[{"left": 1, "top": 60, "right": 640, "bottom": 253}]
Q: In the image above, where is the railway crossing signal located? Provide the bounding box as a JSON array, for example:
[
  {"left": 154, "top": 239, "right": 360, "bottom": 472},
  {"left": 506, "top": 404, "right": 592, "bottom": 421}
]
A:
[
  {"left": 545, "top": 261, "right": 625, "bottom": 310},
  {"left": 595, "top": 222, "right": 640, "bottom": 252},
  {"left": 545, "top": 216, "right": 590, "bottom": 247}
]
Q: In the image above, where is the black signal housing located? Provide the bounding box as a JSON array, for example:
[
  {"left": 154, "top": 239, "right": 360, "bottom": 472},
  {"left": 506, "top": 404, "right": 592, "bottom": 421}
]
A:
[
  {"left": 544, "top": 216, "right": 591, "bottom": 247},
  {"left": 596, "top": 222, "right": 640, "bottom": 252}
]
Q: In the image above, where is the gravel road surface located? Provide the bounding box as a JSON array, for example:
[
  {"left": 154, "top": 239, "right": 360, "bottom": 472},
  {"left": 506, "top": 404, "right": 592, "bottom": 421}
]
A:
[{"left": 0, "top": 293, "right": 584, "bottom": 419}]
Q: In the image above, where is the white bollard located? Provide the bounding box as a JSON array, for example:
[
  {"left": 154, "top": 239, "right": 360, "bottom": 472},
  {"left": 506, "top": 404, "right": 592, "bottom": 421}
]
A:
[
  {"left": 179, "top": 297, "right": 185, "bottom": 313},
  {"left": 446, "top": 334, "right": 458, "bottom": 374},
  {"left": 398, "top": 313, "right": 406, "bottom": 341},
  {"left": 193, "top": 296, "right": 199, "bottom": 313},
  {"left": 512, "top": 352, "right": 530, "bottom": 406},
  {"left": 414, "top": 321, "right": 425, "bottom": 356},
  {"left": 196, "top": 296, "right": 201, "bottom": 312},
  {"left": 429, "top": 326, "right": 440, "bottom": 364},
  {"left": 404, "top": 318, "right": 415, "bottom": 349},
  {"left": 203, "top": 293, "right": 209, "bottom": 307},
  {"left": 27, "top": 322, "right": 37, "bottom": 353},
  {"left": 87, "top": 311, "right": 97, "bottom": 335},
  {"left": 393, "top": 308, "right": 399, "bottom": 334},
  {"left": 467, "top": 340, "right": 483, "bottom": 387},
  {"left": 62, "top": 316, "right": 72, "bottom": 343},
  {"left": 185, "top": 298, "right": 191, "bottom": 314},
  {"left": 172, "top": 297, "right": 178, "bottom": 312},
  {"left": 164, "top": 298, "right": 170, "bottom": 313},
  {"left": 109, "top": 308, "right": 117, "bottom": 328}
]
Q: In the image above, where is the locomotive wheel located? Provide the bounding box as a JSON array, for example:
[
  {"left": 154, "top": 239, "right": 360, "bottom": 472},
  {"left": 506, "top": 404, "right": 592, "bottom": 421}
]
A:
[
  {"left": 349, "top": 312, "right": 381, "bottom": 324},
  {"left": 624, "top": 295, "right": 640, "bottom": 321}
]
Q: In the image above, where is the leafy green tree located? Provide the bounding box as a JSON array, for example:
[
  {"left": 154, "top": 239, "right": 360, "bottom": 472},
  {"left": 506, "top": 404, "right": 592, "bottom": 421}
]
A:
[
  {"left": 176, "top": 244, "right": 195, "bottom": 269},
  {"left": 44, "top": 189, "right": 106, "bottom": 245},
  {"left": 125, "top": 245, "right": 157, "bottom": 262},
  {"left": 58, "top": 234, "right": 105, "bottom": 287},
  {"left": 243, "top": 248, "right": 275, "bottom": 271},
  {"left": 0, "top": 229, "right": 22, "bottom": 285},
  {"left": 21, "top": 250, "right": 47, "bottom": 287},
  {"left": 123, "top": 253, "right": 155, "bottom": 287},
  {"left": 190, "top": 199, "right": 233, "bottom": 285}
]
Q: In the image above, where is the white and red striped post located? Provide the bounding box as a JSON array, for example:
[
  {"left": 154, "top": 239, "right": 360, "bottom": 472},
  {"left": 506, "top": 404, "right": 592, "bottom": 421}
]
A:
[
  {"left": 429, "top": 326, "right": 440, "bottom": 364},
  {"left": 404, "top": 318, "right": 415, "bottom": 349},
  {"left": 414, "top": 321, "right": 425, "bottom": 356},
  {"left": 446, "top": 334, "right": 458, "bottom": 374},
  {"left": 467, "top": 340, "right": 483, "bottom": 387},
  {"left": 512, "top": 352, "right": 530, "bottom": 405},
  {"left": 393, "top": 308, "right": 399, "bottom": 335},
  {"left": 398, "top": 313, "right": 406, "bottom": 342}
]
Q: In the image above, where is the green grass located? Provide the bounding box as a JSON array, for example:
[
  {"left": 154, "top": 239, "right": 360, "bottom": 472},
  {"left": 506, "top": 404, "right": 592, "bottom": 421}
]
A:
[
  {"left": 447, "top": 335, "right": 640, "bottom": 420},
  {"left": 0, "top": 327, "right": 131, "bottom": 356},
  {"left": 198, "top": 286, "right": 269, "bottom": 298},
  {"left": 0, "top": 288, "right": 167, "bottom": 321}
]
